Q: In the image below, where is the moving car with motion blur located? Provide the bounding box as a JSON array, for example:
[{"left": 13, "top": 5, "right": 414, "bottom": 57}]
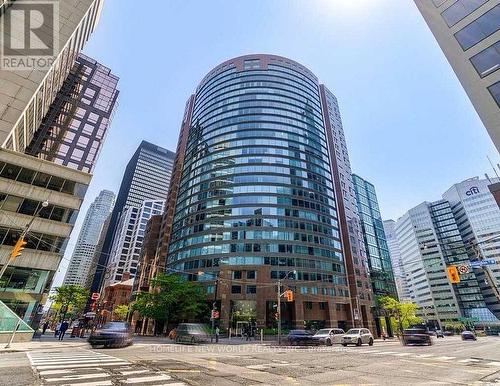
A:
[
  {"left": 88, "top": 322, "right": 133, "bottom": 348},
  {"left": 287, "top": 329, "right": 315, "bottom": 345},
  {"left": 401, "top": 327, "right": 432, "bottom": 346},
  {"left": 312, "top": 328, "right": 345, "bottom": 346},
  {"left": 341, "top": 328, "right": 374, "bottom": 346},
  {"left": 461, "top": 330, "right": 477, "bottom": 341},
  {"left": 175, "top": 323, "right": 210, "bottom": 344}
]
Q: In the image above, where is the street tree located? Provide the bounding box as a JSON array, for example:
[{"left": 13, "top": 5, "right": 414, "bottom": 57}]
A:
[
  {"left": 112, "top": 305, "right": 129, "bottom": 321},
  {"left": 132, "top": 273, "right": 207, "bottom": 333},
  {"left": 378, "top": 296, "right": 421, "bottom": 334},
  {"left": 50, "top": 285, "right": 89, "bottom": 321}
]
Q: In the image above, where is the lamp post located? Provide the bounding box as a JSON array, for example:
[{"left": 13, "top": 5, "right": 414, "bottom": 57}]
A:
[
  {"left": 0, "top": 201, "right": 49, "bottom": 280},
  {"left": 277, "top": 269, "right": 296, "bottom": 346}
]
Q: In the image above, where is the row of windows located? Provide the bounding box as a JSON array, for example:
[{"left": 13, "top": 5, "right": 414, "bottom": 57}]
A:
[
  {"left": 168, "top": 242, "right": 343, "bottom": 262},
  {"left": 169, "top": 230, "right": 342, "bottom": 254},
  {"left": 172, "top": 206, "right": 338, "bottom": 233},
  {"left": 270, "top": 270, "right": 347, "bottom": 285},
  {"left": 176, "top": 185, "right": 336, "bottom": 216},
  {"left": 0, "top": 226, "right": 65, "bottom": 253},
  {"left": 181, "top": 155, "right": 332, "bottom": 189},
  {"left": 170, "top": 217, "right": 339, "bottom": 243},
  {"left": 174, "top": 195, "right": 337, "bottom": 224},
  {"left": 441, "top": 0, "right": 489, "bottom": 27},
  {"left": 454, "top": 5, "right": 500, "bottom": 51}
]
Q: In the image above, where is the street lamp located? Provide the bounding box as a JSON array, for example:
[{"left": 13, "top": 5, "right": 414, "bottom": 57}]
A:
[
  {"left": 0, "top": 201, "right": 49, "bottom": 280},
  {"left": 277, "top": 269, "right": 296, "bottom": 346}
]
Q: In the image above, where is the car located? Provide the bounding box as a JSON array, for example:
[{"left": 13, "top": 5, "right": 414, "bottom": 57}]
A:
[
  {"left": 287, "top": 329, "right": 315, "bottom": 345},
  {"left": 443, "top": 330, "right": 454, "bottom": 336},
  {"left": 175, "top": 323, "right": 210, "bottom": 344},
  {"left": 88, "top": 321, "right": 133, "bottom": 348},
  {"left": 461, "top": 331, "right": 477, "bottom": 341},
  {"left": 435, "top": 329, "right": 444, "bottom": 338},
  {"left": 312, "top": 328, "right": 345, "bottom": 346},
  {"left": 402, "top": 328, "right": 432, "bottom": 346},
  {"left": 341, "top": 328, "right": 374, "bottom": 346}
]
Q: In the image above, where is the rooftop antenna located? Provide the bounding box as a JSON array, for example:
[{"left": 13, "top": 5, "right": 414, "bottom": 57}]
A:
[{"left": 487, "top": 156, "right": 500, "bottom": 178}]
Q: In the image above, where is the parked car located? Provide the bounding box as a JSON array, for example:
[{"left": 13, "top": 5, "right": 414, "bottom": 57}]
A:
[
  {"left": 461, "top": 331, "right": 477, "bottom": 341},
  {"left": 401, "top": 328, "right": 432, "bottom": 346},
  {"left": 435, "top": 329, "right": 444, "bottom": 338},
  {"left": 341, "top": 328, "right": 374, "bottom": 346},
  {"left": 443, "top": 330, "right": 454, "bottom": 336},
  {"left": 88, "top": 322, "right": 133, "bottom": 348},
  {"left": 287, "top": 329, "right": 315, "bottom": 345},
  {"left": 175, "top": 323, "right": 210, "bottom": 344},
  {"left": 312, "top": 328, "right": 345, "bottom": 346}
]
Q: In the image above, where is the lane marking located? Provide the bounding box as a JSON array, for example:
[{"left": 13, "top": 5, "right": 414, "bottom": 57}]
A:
[{"left": 122, "top": 374, "right": 173, "bottom": 384}]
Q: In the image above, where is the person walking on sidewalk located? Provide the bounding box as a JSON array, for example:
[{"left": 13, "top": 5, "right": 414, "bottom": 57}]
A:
[
  {"left": 58, "top": 320, "right": 69, "bottom": 341},
  {"left": 54, "top": 321, "right": 61, "bottom": 337},
  {"left": 42, "top": 321, "right": 49, "bottom": 335}
]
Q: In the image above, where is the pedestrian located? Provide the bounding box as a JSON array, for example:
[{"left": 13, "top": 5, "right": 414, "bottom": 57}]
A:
[
  {"left": 54, "top": 321, "right": 61, "bottom": 337},
  {"left": 58, "top": 320, "right": 69, "bottom": 341},
  {"left": 42, "top": 321, "right": 49, "bottom": 335},
  {"left": 215, "top": 327, "right": 220, "bottom": 343}
]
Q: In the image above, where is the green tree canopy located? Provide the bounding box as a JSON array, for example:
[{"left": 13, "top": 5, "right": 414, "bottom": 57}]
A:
[
  {"left": 132, "top": 274, "right": 208, "bottom": 327},
  {"left": 113, "top": 305, "right": 129, "bottom": 321},
  {"left": 50, "top": 285, "right": 89, "bottom": 320},
  {"left": 378, "top": 296, "right": 421, "bottom": 333}
]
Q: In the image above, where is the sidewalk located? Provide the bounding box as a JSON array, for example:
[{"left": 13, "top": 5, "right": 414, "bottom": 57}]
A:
[{"left": 0, "top": 332, "right": 89, "bottom": 353}]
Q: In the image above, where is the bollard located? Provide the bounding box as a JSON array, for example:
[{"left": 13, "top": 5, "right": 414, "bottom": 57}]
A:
[
  {"left": 260, "top": 328, "right": 263, "bottom": 343},
  {"left": 229, "top": 327, "right": 232, "bottom": 341},
  {"left": 5, "top": 319, "right": 21, "bottom": 349}
]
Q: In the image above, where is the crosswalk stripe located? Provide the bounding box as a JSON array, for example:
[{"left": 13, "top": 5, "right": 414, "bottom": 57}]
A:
[
  {"left": 31, "top": 358, "right": 126, "bottom": 364},
  {"left": 415, "top": 354, "right": 434, "bottom": 358},
  {"left": 458, "top": 359, "right": 480, "bottom": 363},
  {"left": 120, "top": 370, "right": 150, "bottom": 375},
  {"left": 63, "top": 381, "right": 112, "bottom": 386},
  {"left": 38, "top": 369, "right": 75, "bottom": 375},
  {"left": 436, "top": 356, "right": 456, "bottom": 361},
  {"left": 122, "top": 374, "right": 173, "bottom": 384},
  {"left": 36, "top": 361, "right": 129, "bottom": 370},
  {"left": 45, "top": 373, "right": 110, "bottom": 382},
  {"left": 486, "top": 362, "right": 500, "bottom": 367},
  {"left": 393, "top": 353, "right": 411, "bottom": 356}
]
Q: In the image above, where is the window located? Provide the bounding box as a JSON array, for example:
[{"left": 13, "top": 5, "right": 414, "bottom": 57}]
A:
[
  {"left": 304, "top": 301, "right": 313, "bottom": 310},
  {"left": 319, "top": 302, "right": 327, "bottom": 310},
  {"left": 232, "top": 270, "right": 242, "bottom": 279},
  {"left": 246, "top": 270, "right": 256, "bottom": 279},
  {"left": 441, "top": 0, "right": 488, "bottom": 27},
  {"left": 470, "top": 41, "right": 500, "bottom": 77},
  {"left": 231, "top": 285, "right": 241, "bottom": 294},
  {"left": 454, "top": 5, "right": 500, "bottom": 50},
  {"left": 0, "top": 164, "right": 20, "bottom": 180},
  {"left": 488, "top": 81, "right": 500, "bottom": 106},
  {"left": 246, "top": 285, "right": 257, "bottom": 294},
  {"left": 432, "top": 0, "right": 446, "bottom": 6}
]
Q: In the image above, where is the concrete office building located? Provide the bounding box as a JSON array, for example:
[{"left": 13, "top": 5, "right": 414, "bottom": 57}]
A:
[
  {"left": 91, "top": 141, "right": 175, "bottom": 292},
  {"left": 105, "top": 199, "right": 164, "bottom": 286},
  {"left": 443, "top": 177, "right": 500, "bottom": 320},
  {"left": 162, "top": 54, "right": 374, "bottom": 331},
  {"left": 0, "top": 0, "right": 108, "bottom": 323},
  {"left": 383, "top": 220, "right": 410, "bottom": 301},
  {"left": 353, "top": 174, "right": 397, "bottom": 335},
  {"left": 414, "top": 0, "right": 500, "bottom": 151},
  {"left": 63, "top": 190, "right": 115, "bottom": 287}
]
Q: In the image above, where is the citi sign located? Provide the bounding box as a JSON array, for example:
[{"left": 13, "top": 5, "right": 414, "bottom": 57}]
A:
[{"left": 465, "top": 186, "right": 480, "bottom": 196}]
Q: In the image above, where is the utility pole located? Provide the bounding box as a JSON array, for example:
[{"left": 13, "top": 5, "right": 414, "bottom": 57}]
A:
[
  {"left": 211, "top": 271, "right": 220, "bottom": 343},
  {"left": 277, "top": 279, "right": 281, "bottom": 346},
  {"left": 0, "top": 201, "right": 48, "bottom": 281}
]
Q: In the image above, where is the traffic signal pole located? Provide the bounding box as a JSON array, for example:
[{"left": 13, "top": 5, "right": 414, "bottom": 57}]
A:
[{"left": 0, "top": 201, "right": 48, "bottom": 281}]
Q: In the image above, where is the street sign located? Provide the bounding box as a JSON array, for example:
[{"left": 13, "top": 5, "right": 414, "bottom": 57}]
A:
[
  {"left": 457, "top": 265, "right": 469, "bottom": 274},
  {"left": 353, "top": 309, "right": 360, "bottom": 320},
  {"left": 470, "top": 259, "right": 496, "bottom": 267},
  {"left": 91, "top": 292, "right": 100, "bottom": 300}
]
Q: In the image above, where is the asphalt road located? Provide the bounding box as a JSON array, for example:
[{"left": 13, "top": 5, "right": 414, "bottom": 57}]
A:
[{"left": 1, "top": 336, "right": 499, "bottom": 385}]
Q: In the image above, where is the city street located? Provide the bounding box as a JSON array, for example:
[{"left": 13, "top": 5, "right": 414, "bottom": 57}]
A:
[{"left": 1, "top": 336, "right": 499, "bottom": 385}]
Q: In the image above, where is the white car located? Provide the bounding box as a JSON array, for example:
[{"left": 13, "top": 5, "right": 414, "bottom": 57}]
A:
[
  {"left": 341, "top": 328, "right": 374, "bottom": 346},
  {"left": 312, "top": 328, "right": 345, "bottom": 346}
]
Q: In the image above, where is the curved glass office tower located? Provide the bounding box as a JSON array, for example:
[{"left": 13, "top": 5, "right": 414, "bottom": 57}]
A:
[{"left": 165, "top": 55, "right": 373, "bottom": 330}]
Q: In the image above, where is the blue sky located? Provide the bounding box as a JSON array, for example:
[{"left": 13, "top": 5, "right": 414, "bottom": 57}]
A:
[{"left": 53, "top": 0, "right": 499, "bottom": 283}]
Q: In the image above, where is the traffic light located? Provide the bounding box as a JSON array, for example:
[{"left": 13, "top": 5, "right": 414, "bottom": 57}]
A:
[
  {"left": 10, "top": 237, "right": 27, "bottom": 260},
  {"left": 447, "top": 265, "right": 460, "bottom": 284},
  {"left": 284, "top": 290, "right": 294, "bottom": 302}
]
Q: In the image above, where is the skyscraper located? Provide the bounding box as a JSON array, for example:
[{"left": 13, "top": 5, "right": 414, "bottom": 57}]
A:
[
  {"left": 414, "top": 0, "right": 500, "bottom": 151},
  {"left": 0, "top": 0, "right": 108, "bottom": 323},
  {"left": 162, "top": 54, "right": 374, "bottom": 331},
  {"left": 105, "top": 199, "right": 164, "bottom": 285},
  {"left": 63, "top": 190, "right": 115, "bottom": 287},
  {"left": 394, "top": 200, "right": 495, "bottom": 327},
  {"left": 442, "top": 177, "right": 500, "bottom": 320},
  {"left": 26, "top": 54, "right": 119, "bottom": 173},
  {"left": 352, "top": 174, "right": 397, "bottom": 335},
  {"left": 383, "top": 219, "right": 410, "bottom": 301},
  {"left": 91, "top": 141, "right": 175, "bottom": 292}
]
